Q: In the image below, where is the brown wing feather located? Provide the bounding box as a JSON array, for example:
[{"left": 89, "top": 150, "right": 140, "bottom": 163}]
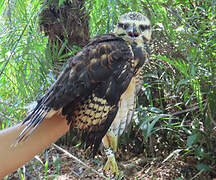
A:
[{"left": 17, "top": 34, "right": 135, "bottom": 154}]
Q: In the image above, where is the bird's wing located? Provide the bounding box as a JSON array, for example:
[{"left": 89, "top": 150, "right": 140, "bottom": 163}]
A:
[{"left": 17, "top": 34, "right": 135, "bottom": 154}]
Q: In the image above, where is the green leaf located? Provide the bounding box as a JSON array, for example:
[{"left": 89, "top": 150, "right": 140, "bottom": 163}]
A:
[
  {"left": 147, "top": 107, "right": 163, "bottom": 113},
  {"left": 140, "top": 114, "right": 169, "bottom": 138},
  {"left": 0, "top": 0, "right": 5, "bottom": 15},
  {"left": 196, "top": 163, "right": 210, "bottom": 171},
  {"left": 143, "top": 73, "right": 158, "bottom": 79},
  {"left": 186, "top": 134, "right": 198, "bottom": 147},
  {"left": 177, "top": 79, "right": 192, "bottom": 86},
  {"left": 175, "top": 178, "right": 184, "bottom": 180},
  {"left": 58, "top": 0, "right": 65, "bottom": 7}
]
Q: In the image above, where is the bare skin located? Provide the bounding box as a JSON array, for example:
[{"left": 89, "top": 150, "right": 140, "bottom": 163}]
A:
[{"left": 0, "top": 113, "right": 69, "bottom": 178}]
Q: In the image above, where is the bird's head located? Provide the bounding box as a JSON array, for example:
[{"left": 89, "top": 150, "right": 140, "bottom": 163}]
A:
[{"left": 114, "top": 12, "right": 151, "bottom": 46}]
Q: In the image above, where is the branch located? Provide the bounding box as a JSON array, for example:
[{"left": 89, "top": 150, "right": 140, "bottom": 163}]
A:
[
  {"left": 52, "top": 143, "right": 107, "bottom": 179},
  {"left": 170, "top": 105, "right": 200, "bottom": 116},
  {"left": 160, "top": 3, "right": 183, "bottom": 22},
  {"left": 0, "top": 111, "right": 15, "bottom": 122},
  {"left": 169, "top": 101, "right": 208, "bottom": 117}
]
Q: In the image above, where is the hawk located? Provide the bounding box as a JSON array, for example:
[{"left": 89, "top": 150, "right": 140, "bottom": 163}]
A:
[{"left": 17, "top": 12, "right": 151, "bottom": 177}]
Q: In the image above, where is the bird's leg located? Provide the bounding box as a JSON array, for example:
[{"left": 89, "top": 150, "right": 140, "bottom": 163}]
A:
[
  {"left": 102, "top": 133, "right": 119, "bottom": 177},
  {"left": 104, "top": 147, "right": 119, "bottom": 177}
]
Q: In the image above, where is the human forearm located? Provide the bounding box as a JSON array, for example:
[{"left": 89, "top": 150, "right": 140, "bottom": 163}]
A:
[{"left": 0, "top": 113, "right": 69, "bottom": 178}]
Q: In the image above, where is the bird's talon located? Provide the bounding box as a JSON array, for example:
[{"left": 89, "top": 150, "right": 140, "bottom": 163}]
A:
[
  {"left": 103, "top": 170, "right": 116, "bottom": 179},
  {"left": 103, "top": 170, "right": 108, "bottom": 177},
  {"left": 103, "top": 153, "right": 119, "bottom": 178}
]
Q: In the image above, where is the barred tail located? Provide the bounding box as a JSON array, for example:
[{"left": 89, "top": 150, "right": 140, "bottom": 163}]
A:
[{"left": 14, "top": 105, "right": 51, "bottom": 145}]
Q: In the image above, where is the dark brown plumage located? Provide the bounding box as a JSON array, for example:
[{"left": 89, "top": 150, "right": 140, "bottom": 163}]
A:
[
  {"left": 17, "top": 34, "right": 142, "bottom": 153},
  {"left": 17, "top": 12, "right": 151, "bottom": 176}
]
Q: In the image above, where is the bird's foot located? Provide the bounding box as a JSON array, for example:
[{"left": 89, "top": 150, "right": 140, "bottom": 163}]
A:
[{"left": 103, "top": 148, "right": 119, "bottom": 178}]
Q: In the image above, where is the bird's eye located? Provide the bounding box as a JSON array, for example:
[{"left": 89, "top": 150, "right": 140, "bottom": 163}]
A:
[
  {"left": 119, "top": 23, "right": 129, "bottom": 30},
  {"left": 139, "top": 25, "right": 150, "bottom": 31}
]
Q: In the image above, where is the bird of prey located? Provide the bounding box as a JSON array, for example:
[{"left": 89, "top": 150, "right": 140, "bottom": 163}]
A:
[
  {"left": 17, "top": 12, "right": 151, "bottom": 177},
  {"left": 101, "top": 12, "right": 151, "bottom": 176}
]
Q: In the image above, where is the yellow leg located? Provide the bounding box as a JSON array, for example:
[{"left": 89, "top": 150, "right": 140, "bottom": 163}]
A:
[{"left": 102, "top": 133, "right": 119, "bottom": 177}]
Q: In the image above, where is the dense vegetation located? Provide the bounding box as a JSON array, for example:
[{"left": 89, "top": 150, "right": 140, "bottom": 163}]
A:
[{"left": 0, "top": 0, "right": 215, "bottom": 179}]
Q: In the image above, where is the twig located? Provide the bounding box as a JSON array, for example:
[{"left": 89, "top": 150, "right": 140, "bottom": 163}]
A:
[
  {"left": 145, "top": 164, "right": 153, "bottom": 174},
  {"left": 191, "top": 169, "right": 204, "bottom": 180},
  {"left": 0, "top": 111, "right": 15, "bottom": 122},
  {"left": 52, "top": 143, "right": 107, "bottom": 179},
  {"left": 170, "top": 102, "right": 207, "bottom": 117},
  {"left": 170, "top": 105, "right": 200, "bottom": 116},
  {"left": 188, "top": 0, "right": 195, "bottom": 9},
  {"left": 160, "top": 3, "right": 183, "bottom": 22},
  {"left": 0, "top": 27, "right": 26, "bottom": 77},
  {"left": 145, "top": 0, "right": 156, "bottom": 17},
  {"left": 0, "top": 0, "right": 48, "bottom": 77}
]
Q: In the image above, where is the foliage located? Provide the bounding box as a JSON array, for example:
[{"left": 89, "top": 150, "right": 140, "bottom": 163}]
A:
[
  {"left": 0, "top": 0, "right": 215, "bottom": 178},
  {"left": 0, "top": 0, "right": 53, "bottom": 127}
]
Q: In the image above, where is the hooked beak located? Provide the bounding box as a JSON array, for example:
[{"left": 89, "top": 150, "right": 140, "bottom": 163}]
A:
[{"left": 127, "top": 26, "right": 140, "bottom": 38}]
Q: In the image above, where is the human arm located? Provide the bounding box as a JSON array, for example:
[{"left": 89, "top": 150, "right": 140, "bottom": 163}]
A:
[{"left": 0, "top": 113, "right": 69, "bottom": 178}]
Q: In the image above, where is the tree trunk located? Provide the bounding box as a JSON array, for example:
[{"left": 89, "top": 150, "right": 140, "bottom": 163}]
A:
[{"left": 39, "top": 0, "right": 90, "bottom": 73}]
